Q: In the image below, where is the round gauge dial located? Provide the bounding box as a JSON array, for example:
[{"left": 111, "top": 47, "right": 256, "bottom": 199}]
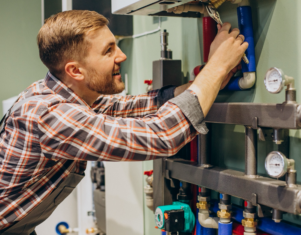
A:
[
  {"left": 264, "top": 67, "right": 284, "bottom": 94},
  {"left": 265, "top": 151, "right": 288, "bottom": 178}
]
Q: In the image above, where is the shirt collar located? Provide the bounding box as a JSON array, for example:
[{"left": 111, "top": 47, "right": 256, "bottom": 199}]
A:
[{"left": 45, "top": 71, "right": 89, "bottom": 107}]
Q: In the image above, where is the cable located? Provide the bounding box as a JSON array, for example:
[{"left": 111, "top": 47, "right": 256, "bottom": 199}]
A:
[{"left": 117, "top": 17, "right": 161, "bottom": 43}]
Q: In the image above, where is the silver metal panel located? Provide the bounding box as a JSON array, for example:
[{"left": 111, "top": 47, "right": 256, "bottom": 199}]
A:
[
  {"left": 205, "top": 103, "right": 301, "bottom": 129},
  {"left": 165, "top": 159, "right": 301, "bottom": 215},
  {"left": 112, "top": 0, "right": 196, "bottom": 15}
]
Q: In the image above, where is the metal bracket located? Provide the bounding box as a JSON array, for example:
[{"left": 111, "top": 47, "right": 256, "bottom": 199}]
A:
[
  {"left": 258, "top": 128, "right": 266, "bottom": 141},
  {"left": 251, "top": 193, "right": 258, "bottom": 206},
  {"left": 257, "top": 204, "right": 273, "bottom": 218},
  {"left": 165, "top": 169, "right": 176, "bottom": 188},
  {"left": 252, "top": 117, "right": 258, "bottom": 129}
]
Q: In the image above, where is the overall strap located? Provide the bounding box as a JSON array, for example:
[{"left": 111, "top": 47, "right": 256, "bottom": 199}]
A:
[{"left": 0, "top": 95, "right": 47, "bottom": 134}]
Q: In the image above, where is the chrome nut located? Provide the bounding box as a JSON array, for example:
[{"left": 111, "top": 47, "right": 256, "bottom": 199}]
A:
[
  {"left": 243, "top": 211, "right": 256, "bottom": 219},
  {"left": 198, "top": 196, "right": 211, "bottom": 202},
  {"left": 218, "top": 203, "right": 232, "bottom": 210}
]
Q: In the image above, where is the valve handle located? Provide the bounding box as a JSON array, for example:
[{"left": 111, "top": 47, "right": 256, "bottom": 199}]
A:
[
  {"left": 144, "top": 170, "right": 153, "bottom": 176},
  {"left": 144, "top": 80, "right": 153, "bottom": 85}
]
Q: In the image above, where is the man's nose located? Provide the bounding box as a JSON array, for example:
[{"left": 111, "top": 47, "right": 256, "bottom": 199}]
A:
[{"left": 115, "top": 47, "right": 127, "bottom": 64}]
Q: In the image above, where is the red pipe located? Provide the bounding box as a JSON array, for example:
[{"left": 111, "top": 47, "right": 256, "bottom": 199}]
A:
[
  {"left": 232, "top": 221, "right": 271, "bottom": 235},
  {"left": 190, "top": 17, "right": 217, "bottom": 235},
  {"left": 202, "top": 16, "right": 217, "bottom": 63}
]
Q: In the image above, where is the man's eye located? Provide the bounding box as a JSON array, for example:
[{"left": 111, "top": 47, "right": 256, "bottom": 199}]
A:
[{"left": 106, "top": 47, "right": 112, "bottom": 54}]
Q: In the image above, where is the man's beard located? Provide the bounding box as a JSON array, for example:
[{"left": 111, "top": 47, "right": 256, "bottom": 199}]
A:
[{"left": 86, "top": 68, "right": 125, "bottom": 95}]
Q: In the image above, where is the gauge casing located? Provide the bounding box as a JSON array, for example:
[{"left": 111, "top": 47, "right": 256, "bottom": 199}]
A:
[
  {"left": 264, "top": 67, "right": 285, "bottom": 94},
  {"left": 265, "top": 151, "right": 288, "bottom": 178}
]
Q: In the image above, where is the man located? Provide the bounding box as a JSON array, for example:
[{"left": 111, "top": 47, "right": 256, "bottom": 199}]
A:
[{"left": 0, "top": 10, "right": 247, "bottom": 235}]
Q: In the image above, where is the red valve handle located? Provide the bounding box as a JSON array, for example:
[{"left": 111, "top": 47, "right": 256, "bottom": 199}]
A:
[
  {"left": 144, "top": 170, "right": 153, "bottom": 176},
  {"left": 144, "top": 80, "right": 153, "bottom": 85}
]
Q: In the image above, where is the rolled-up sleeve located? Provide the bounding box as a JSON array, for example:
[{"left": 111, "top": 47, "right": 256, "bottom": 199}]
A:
[{"left": 169, "top": 90, "right": 208, "bottom": 135}]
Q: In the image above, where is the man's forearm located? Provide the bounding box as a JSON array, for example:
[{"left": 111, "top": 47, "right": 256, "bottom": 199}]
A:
[
  {"left": 189, "top": 62, "right": 226, "bottom": 117},
  {"left": 174, "top": 83, "right": 192, "bottom": 97}
]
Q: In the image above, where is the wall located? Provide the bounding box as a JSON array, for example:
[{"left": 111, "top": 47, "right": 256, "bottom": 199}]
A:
[
  {"left": 0, "top": 1, "right": 80, "bottom": 234},
  {"left": 0, "top": 0, "right": 48, "bottom": 116},
  {"left": 118, "top": 0, "right": 301, "bottom": 234}
]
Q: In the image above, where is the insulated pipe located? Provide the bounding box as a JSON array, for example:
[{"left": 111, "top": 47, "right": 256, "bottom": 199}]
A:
[
  {"left": 203, "top": 16, "right": 217, "bottom": 63},
  {"left": 211, "top": 202, "right": 301, "bottom": 235},
  {"left": 202, "top": 227, "right": 216, "bottom": 235},
  {"left": 196, "top": 209, "right": 202, "bottom": 235},
  {"left": 245, "top": 126, "right": 257, "bottom": 177},
  {"left": 226, "top": 1, "right": 256, "bottom": 90},
  {"left": 218, "top": 222, "right": 232, "bottom": 235}
]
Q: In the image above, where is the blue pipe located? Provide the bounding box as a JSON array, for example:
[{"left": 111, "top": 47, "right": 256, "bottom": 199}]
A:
[
  {"left": 161, "top": 232, "right": 166, "bottom": 235},
  {"left": 211, "top": 201, "right": 301, "bottom": 235},
  {"left": 225, "top": 5, "right": 256, "bottom": 91},
  {"left": 218, "top": 222, "right": 232, "bottom": 235},
  {"left": 196, "top": 208, "right": 202, "bottom": 234},
  {"left": 202, "top": 227, "right": 216, "bottom": 235},
  {"left": 238, "top": 6, "right": 256, "bottom": 74},
  {"left": 196, "top": 135, "right": 216, "bottom": 235}
]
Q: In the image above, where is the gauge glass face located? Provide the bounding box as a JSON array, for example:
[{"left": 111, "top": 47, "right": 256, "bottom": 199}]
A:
[
  {"left": 265, "top": 68, "right": 283, "bottom": 93},
  {"left": 265, "top": 152, "right": 285, "bottom": 178}
]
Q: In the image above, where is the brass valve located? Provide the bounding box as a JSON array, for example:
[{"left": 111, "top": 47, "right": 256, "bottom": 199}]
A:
[
  {"left": 217, "top": 209, "right": 231, "bottom": 219},
  {"left": 242, "top": 218, "right": 257, "bottom": 228},
  {"left": 58, "top": 225, "right": 70, "bottom": 234},
  {"left": 209, "top": 0, "right": 233, "bottom": 9},
  {"left": 86, "top": 228, "right": 100, "bottom": 234},
  {"left": 196, "top": 201, "right": 210, "bottom": 210}
]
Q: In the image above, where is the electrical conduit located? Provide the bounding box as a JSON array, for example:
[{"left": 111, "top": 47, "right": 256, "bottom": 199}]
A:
[{"left": 226, "top": 0, "right": 256, "bottom": 90}]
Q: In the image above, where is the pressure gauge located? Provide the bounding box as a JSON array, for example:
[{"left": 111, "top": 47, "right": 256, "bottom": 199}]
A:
[
  {"left": 264, "top": 67, "right": 285, "bottom": 94},
  {"left": 265, "top": 151, "right": 289, "bottom": 178}
]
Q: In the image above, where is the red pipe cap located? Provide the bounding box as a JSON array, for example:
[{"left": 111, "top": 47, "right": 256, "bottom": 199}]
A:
[
  {"left": 144, "top": 80, "right": 153, "bottom": 85},
  {"left": 144, "top": 170, "right": 153, "bottom": 176}
]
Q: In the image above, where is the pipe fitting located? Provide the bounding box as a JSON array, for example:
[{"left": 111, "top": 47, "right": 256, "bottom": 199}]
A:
[
  {"left": 209, "top": 0, "right": 228, "bottom": 9},
  {"left": 197, "top": 201, "right": 210, "bottom": 210},
  {"left": 217, "top": 209, "right": 231, "bottom": 219},
  {"left": 239, "top": 72, "right": 256, "bottom": 89},
  {"left": 243, "top": 211, "right": 256, "bottom": 219},
  {"left": 219, "top": 203, "right": 232, "bottom": 210},
  {"left": 238, "top": 0, "right": 250, "bottom": 6},
  {"left": 242, "top": 218, "right": 257, "bottom": 228},
  {"left": 144, "top": 185, "right": 154, "bottom": 211},
  {"left": 198, "top": 195, "right": 211, "bottom": 202},
  {"left": 198, "top": 209, "right": 219, "bottom": 229}
]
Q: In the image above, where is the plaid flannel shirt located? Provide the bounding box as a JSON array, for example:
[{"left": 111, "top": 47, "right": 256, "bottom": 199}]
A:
[{"left": 0, "top": 72, "right": 207, "bottom": 229}]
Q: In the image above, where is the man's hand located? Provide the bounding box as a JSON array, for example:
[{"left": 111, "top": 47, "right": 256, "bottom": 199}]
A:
[
  {"left": 189, "top": 23, "right": 248, "bottom": 117},
  {"left": 220, "top": 63, "right": 242, "bottom": 90},
  {"left": 208, "top": 23, "right": 247, "bottom": 75}
]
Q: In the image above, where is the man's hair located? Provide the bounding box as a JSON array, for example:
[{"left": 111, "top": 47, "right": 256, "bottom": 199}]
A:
[{"left": 37, "top": 10, "right": 109, "bottom": 77}]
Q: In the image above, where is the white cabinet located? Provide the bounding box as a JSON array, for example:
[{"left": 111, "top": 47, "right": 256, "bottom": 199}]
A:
[{"left": 112, "top": 0, "right": 194, "bottom": 15}]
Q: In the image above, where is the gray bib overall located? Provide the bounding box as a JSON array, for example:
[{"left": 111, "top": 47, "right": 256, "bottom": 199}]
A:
[{"left": 0, "top": 96, "right": 85, "bottom": 235}]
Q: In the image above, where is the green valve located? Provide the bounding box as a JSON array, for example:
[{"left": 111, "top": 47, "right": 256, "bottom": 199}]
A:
[{"left": 155, "top": 201, "right": 195, "bottom": 233}]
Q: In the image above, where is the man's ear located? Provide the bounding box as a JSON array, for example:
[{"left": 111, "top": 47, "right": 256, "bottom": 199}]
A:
[{"left": 65, "top": 62, "right": 84, "bottom": 81}]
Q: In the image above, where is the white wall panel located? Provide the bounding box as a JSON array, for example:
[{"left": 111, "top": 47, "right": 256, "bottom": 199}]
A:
[{"left": 105, "top": 162, "right": 144, "bottom": 235}]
